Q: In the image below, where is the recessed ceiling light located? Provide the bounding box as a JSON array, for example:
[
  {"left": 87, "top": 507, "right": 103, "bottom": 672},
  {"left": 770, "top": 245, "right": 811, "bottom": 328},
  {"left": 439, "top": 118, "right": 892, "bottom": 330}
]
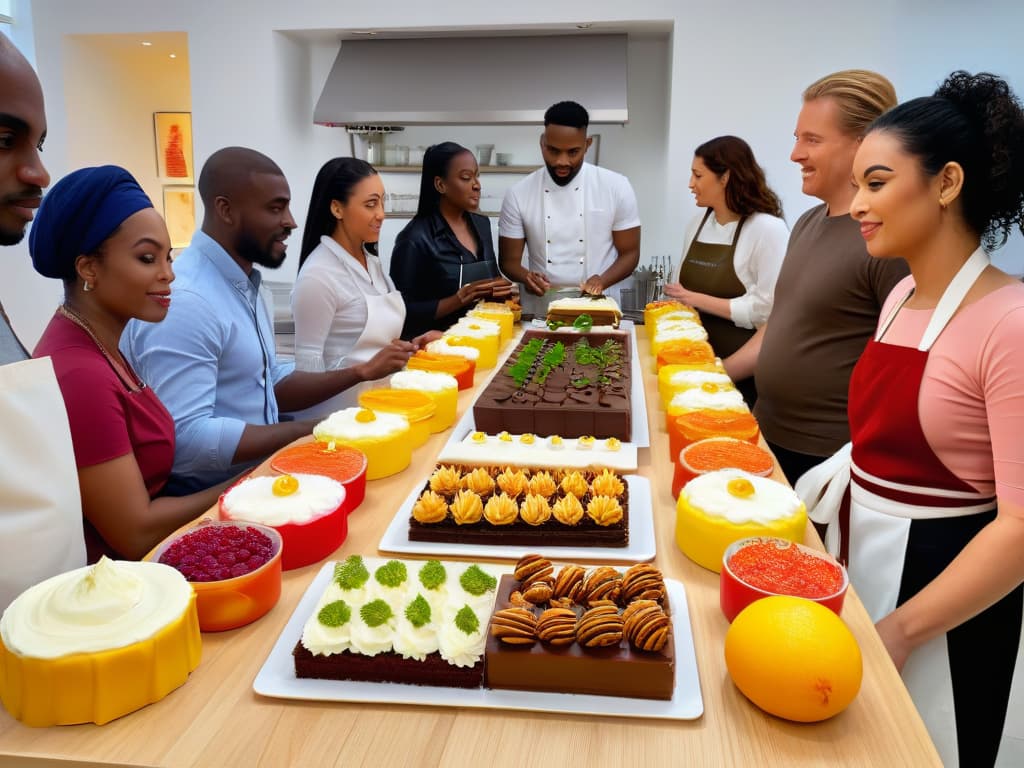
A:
[
  {"left": 575, "top": 23, "right": 592, "bottom": 29},
  {"left": 169, "top": 53, "right": 177, "bottom": 58},
  {"left": 141, "top": 41, "right": 153, "bottom": 46}
]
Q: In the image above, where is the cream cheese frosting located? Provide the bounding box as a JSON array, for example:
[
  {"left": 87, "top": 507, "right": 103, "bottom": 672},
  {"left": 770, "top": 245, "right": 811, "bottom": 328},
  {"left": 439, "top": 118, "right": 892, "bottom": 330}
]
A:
[
  {"left": 683, "top": 469, "right": 803, "bottom": 524},
  {"left": 669, "top": 386, "right": 746, "bottom": 412},
  {"left": 313, "top": 407, "right": 410, "bottom": 440},
  {"left": 439, "top": 432, "right": 638, "bottom": 472},
  {"left": 547, "top": 296, "right": 622, "bottom": 314},
  {"left": 665, "top": 369, "right": 733, "bottom": 389},
  {"left": 0, "top": 557, "right": 192, "bottom": 659},
  {"left": 653, "top": 324, "right": 709, "bottom": 344},
  {"left": 425, "top": 338, "right": 480, "bottom": 361},
  {"left": 222, "top": 473, "right": 346, "bottom": 527},
  {"left": 391, "top": 369, "right": 458, "bottom": 393}
]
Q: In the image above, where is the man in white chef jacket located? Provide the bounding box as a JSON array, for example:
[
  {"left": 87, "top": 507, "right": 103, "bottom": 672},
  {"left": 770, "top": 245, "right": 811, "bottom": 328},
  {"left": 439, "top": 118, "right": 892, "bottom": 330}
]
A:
[{"left": 498, "top": 101, "right": 641, "bottom": 317}]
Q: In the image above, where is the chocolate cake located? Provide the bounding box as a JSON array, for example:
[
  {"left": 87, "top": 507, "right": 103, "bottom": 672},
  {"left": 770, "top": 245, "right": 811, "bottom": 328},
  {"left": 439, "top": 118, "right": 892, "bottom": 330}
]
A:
[
  {"left": 408, "top": 465, "right": 629, "bottom": 548},
  {"left": 473, "top": 331, "right": 631, "bottom": 441},
  {"left": 484, "top": 560, "right": 675, "bottom": 700},
  {"left": 292, "top": 644, "right": 483, "bottom": 688}
]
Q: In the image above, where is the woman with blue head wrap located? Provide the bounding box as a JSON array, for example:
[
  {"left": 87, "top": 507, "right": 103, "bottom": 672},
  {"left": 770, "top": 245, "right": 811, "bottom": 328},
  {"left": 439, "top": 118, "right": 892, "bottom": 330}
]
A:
[{"left": 31, "top": 165, "right": 233, "bottom": 560}]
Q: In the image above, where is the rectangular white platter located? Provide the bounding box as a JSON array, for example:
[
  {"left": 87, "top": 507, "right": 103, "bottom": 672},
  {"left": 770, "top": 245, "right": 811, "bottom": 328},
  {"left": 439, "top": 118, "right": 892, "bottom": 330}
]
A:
[
  {"left": 378, "top": 475, "right": 655, "bottom": 563},
  {"left": 447, "top": 321, "right": 650, "bottom": 449},
  {"left": 253, "top": 560, "right": 704, "bottom": 721}
]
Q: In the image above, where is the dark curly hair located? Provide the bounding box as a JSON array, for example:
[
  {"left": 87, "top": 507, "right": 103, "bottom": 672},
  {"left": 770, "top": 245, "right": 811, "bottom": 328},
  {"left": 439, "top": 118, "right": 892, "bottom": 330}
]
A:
[
  {"left": 694, "top": 135, "right": 784, "bottom": 219},
  {"left": 868, "top": 71, "right": 1024, "bottom": 250},
  {"left": 298, "top": 157, "right": 378, "bottom": 270}
]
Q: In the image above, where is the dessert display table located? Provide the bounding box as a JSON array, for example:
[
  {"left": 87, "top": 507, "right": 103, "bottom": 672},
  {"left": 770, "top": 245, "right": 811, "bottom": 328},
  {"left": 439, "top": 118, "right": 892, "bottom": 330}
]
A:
[{"left": 0, "top": 331, "right": 941, "bottom": 768}]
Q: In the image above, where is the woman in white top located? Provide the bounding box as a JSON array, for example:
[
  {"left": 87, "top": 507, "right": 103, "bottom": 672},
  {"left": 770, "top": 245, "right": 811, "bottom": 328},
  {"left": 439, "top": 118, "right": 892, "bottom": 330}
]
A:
[
  {"left": 291, "top": 158, "right": 436, "bottom": 418},
  {"left": 664, "top": 135, "right": 789, "bottom": 406}
]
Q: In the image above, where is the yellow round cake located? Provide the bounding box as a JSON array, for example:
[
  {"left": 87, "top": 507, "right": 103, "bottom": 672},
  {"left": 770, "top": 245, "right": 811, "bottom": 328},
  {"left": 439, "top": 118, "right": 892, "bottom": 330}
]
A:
[
  {"left": 676, "top": 469, "right": 807, "bottom": 572},
  {"left": 443, "top": 318, "right": 501, "bottom": 369},
  {"left": 467, "top": 306, "right": 514, "bottom": 345},
  {"left": 390, "top": 370, "right": 459, "bottom": 433},
  {"left": 313, "top": 407, "right": 412, "bottom": 479},
  {"left": 658, "top": 366, "right": 734, "bottom": 409},
  {"left": 0, "top": 557, "right": 201, "bottom": 726},
  {"left": 665, "top": 383, "right": 746, "bottom": 430},
  {"left": 357, "top": 388, "right": 437, "bottom": 448}
]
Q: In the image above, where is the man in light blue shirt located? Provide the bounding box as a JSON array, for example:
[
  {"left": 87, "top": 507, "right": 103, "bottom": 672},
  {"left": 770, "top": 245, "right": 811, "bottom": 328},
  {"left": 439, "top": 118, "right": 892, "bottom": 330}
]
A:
[{"left": 123, "top": 147, "right": 413, "bottom": 493}]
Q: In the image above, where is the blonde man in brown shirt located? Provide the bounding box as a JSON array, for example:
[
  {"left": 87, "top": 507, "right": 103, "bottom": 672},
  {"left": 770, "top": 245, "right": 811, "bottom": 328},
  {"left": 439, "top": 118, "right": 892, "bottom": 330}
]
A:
[{"left": 752, "top": 70, "right": 909, "bottom": 484}]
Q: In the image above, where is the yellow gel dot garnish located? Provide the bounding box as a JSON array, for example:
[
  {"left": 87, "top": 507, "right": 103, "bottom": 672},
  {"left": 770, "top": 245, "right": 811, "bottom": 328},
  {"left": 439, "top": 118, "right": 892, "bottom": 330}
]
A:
[
  {"left": 498, "top": 431, "right": 512, "bottom": 443},
  {"left": 727, "top": 478, "right": 755, "bottom": 499},
  {"left": 520, "top": 433, "right": 536, "bottom": 444},
  {"left": 355, "top": 409, "right": 377, "bottom": 423},
  {"left": 550, "top": 435, "right": 564, "bottom": 446},
  {"left": 579, "top": 435, "right": 595, "bottom": 446},
  {"left": 605, "top": 437, "right": 621, "bottom": 451},
  {"left": 701, "top": 382, "right": 720, "bottom": 393},
  {"left": 272, "top": 474, "right": 300, "bottom": 497},
  {"left": 471, "top": 431, "right": 487, "bottom": 443}
]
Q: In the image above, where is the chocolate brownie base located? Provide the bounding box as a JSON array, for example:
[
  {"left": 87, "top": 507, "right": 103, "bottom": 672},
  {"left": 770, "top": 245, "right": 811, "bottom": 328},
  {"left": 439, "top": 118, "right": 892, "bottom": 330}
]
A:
[
  {"left": 409, "top": 512, "right": 628, "bottom": 548},
  {"left": 293, "top": 643, "right": 483, "bottom": 688},
  {"left": 484, "top": 576, "right": 675, "bottom": 700}
]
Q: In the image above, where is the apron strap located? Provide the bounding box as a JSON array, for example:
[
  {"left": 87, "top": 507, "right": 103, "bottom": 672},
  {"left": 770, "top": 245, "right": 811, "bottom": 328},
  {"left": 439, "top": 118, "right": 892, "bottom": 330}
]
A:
[{"left": 918, "top": 247, "right": 989, "bottom": 351}]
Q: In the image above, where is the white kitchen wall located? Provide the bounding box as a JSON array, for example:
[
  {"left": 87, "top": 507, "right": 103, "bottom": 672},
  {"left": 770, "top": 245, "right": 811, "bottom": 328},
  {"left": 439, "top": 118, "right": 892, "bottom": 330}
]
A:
[{"left": 3, "top": 0, "right": 1022, "bottom": 348}]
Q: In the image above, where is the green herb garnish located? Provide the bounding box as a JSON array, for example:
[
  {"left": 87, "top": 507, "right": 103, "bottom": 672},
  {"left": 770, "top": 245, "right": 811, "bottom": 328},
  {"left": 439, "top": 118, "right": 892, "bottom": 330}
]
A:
[
  {"left": 317, "top": 599, "right": 351, "bottom": 628},
  {"left": 459, "top": 564, "right": 497, "bottom": 596},
  {"left": 419, "top": 560, "right": 447, "bottom": 590},
  {"left": 374, "top": 559, "right": 408, "bottom": 588},
  {"left": 359, "top": 599, "right": 394, "bottom": 628},
  {"left": 572, "top": 377, "right": 591, "bottom": 389},
  {"left": 333, "top": 555, "right": 370, "bottom": 590},
  {"left": 454, "top": 605, "right": 480, "bottom": 636},
  {"left": 405, "top": 594, "right": 432, "bottom": 628},
  {"left": 546, "top": 320, "right": 566, "bottom": 331},
  {"left": 572, "top": 313, "right": 594, "bottom": 332}
]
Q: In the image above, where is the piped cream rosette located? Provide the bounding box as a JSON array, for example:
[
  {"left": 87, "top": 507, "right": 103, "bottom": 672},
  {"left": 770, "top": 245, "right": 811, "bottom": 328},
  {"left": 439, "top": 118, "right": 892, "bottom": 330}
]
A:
[{"left": 0, "top": 557, "right": 201, "bottom": 726}]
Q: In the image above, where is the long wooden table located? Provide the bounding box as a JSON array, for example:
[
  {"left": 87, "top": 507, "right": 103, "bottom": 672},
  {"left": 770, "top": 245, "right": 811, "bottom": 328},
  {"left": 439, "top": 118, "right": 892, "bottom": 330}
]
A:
[{"left": 0, "top": 328, "right": 942, "bottom": 767}]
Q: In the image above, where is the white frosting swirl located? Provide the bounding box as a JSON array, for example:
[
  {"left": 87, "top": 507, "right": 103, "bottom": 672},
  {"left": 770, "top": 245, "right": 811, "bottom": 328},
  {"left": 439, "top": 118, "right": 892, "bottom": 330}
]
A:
[
  {"left": 301, "top": 585, "right": 352, "bottom": 656},
  {"left": 348, "top": 607, "right": 397, "bottom": 656},
  {"left": 392, "top": 595, "right": 440, "bottom": 662},
  {"left": 448, "top": 318, "right": 501, "bottom": 336},
  {"left": 667, "top": 370, "right": 733, "bottom": 389},
  {"left": 654, "top": 324, "right": 708, "bottom": 344},
  {"left": 684, "top": 469, "right": 804, "bottom": 524},
  {"left": 391, "top": 370, "right": 458, "bottom": 393},
  {"left": 425, "top": 339, "right": 480, "bottom": 361},
  {"left": 314, "top": 407, "right": 410, "bottom": 440},
  {"left": 669, "top": 387, "right": 746, "bottom": 411},
  {"left": 0, "top": 558, "right": 192, "bottom": 659},
  {"left": 222, "top": 473, "right": 346, "bottom": 526},
  {"left": 437, "top": 604, "right": 486, "bottom": 668}
]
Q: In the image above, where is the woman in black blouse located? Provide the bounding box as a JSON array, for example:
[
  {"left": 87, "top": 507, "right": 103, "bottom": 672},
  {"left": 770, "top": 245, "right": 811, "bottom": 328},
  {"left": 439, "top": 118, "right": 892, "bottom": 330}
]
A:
[{"left": 390, "top": 142, "right": 511, "bottom": 339}]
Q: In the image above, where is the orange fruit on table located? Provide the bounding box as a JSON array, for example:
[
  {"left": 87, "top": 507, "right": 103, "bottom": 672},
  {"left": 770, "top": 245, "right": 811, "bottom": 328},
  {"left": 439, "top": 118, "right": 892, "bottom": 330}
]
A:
[{"left": 725, "top": 595, "right": 862, "bottom": 722}]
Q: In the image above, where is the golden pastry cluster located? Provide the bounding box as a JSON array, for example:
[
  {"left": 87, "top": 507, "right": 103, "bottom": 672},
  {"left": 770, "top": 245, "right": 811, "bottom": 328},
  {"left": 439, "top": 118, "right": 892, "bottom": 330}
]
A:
[
  {"left": 488, "top": 555, "right": 670, "bottom": 653},
  {"left": 411, "top": 465, "right": 626, "bottom": 527}
]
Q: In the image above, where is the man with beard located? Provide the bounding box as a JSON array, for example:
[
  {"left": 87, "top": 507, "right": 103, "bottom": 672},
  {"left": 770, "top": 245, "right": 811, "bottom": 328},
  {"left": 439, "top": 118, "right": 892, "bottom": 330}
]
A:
[
  {"left": 123, "top": 147, "right": 411, "bottom": 493},
  {"left": 498, "top": 101, "right": 641, "bottom": 316},
  {"left": 0, "top": 36, "right": 85, "bottom": 608}
]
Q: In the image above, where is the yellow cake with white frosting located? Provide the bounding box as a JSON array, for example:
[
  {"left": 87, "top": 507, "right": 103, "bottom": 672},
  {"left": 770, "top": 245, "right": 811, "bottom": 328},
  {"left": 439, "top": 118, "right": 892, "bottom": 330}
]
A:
[
  {"left": 313, "top": 407, "right": 412, "bottom": 480},
  {"left": 221, "top": 473, "right": 347, "bottom": 526},
  {"left": 389, "top": 370, "right": 459, "bottom": 433},
  {"left": 443, "top": 318, "right": 501, "bottom": 369},
  {"left": 467, "top": 306, "right": 514, "bottom": 345},
  {"left": 426, "top": 337, "right": 481, "bottom": 364},
  {"left": 0, "top": 557, "right": 201, "bottom": 726},
  {"left": 675, "top": 469, "right": 807, "bottom": 572},
  {"left": 665, "top": 382, "right": 746, "bottom": 429},
  {"left": 658, "top": 367, "right": 734, "bottom": 409}
]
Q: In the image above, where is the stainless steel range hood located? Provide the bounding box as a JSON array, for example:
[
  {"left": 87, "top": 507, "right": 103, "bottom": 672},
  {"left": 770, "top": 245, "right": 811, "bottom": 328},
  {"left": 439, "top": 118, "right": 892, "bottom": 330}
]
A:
[{"left": 314, "top": 34, "right": 628, "bottom": 126}]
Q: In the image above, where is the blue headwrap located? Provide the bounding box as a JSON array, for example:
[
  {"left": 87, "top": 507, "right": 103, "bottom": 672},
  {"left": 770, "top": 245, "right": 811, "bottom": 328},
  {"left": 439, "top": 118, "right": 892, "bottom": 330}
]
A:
[{"left": 29, "top": 165, "right": 154, "bottom": 280}]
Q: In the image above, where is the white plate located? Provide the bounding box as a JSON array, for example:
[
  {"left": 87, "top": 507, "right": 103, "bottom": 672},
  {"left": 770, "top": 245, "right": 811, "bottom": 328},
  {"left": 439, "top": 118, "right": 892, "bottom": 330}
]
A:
[
  {"left": 378, "top": 475, "right": 656, "bottom": 563},
  {"left": 448, "top": 321, "right": 650, "bottom": 448},
  {"left": 253, "top": 561, "right": 703, "bottom": 721}
]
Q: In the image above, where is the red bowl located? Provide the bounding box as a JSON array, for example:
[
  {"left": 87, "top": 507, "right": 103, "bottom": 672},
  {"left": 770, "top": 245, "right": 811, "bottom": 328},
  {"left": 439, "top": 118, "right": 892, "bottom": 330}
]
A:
[
  {"left": 720, "top": 536, "right": 849, "bottom": 623},
  {"left": 270, "top": 443, "right": 367, "bottom": 515},
  {"left": 149, "top": 520, "right": 282, "bottom": 632},
  {"left": 672, "top": 437, "right": 774, "bottom": 498},
  {"left": 219, "top": 475, "right": 348, "bottom": 571}
]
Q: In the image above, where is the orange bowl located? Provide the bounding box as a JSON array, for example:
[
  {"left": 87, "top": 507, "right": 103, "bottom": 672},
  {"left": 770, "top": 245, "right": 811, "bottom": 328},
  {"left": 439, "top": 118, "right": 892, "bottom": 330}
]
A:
[
  {"left": 150, "top": 520, "right": 282, "bottom": 632},
  {"left": 673, "top": 437, "right": 774, "bottom": 498},
  {"left": 720, "top": 537, "right": 848, "bottom": 623},
  {"left": 270, "top": 442, "right": 367, "bottom": 514}
]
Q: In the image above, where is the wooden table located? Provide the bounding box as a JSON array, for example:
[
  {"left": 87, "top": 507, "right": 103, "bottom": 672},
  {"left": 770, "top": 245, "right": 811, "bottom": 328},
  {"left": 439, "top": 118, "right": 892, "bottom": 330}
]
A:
[{"left": 0, "top": 329, "right": 942, "bottom": 767}]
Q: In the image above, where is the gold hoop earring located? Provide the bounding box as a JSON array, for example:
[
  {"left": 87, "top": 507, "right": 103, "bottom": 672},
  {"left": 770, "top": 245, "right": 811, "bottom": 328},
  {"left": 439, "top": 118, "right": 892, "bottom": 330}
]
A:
[{"left": 83, "top": 281, "right": 93, "bottom": 292}]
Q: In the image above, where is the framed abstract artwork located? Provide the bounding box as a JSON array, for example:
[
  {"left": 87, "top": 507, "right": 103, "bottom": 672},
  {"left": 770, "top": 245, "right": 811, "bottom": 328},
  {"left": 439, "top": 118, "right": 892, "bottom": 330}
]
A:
[
  {"left": 154, "top": 112, "right": 194, "bottom": 183},
  {"left": 162, "top": 186, "right": 196, "bottom": 250}
]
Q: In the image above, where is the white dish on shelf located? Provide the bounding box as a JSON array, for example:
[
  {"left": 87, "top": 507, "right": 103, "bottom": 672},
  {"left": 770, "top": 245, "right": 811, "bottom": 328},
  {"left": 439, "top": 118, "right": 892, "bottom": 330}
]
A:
[
  {"left": 379, "top": 475, "right": 655, "bottom": 563},
  {"left": 253, "top": 561, "right": 703, "bottom": 721},
  {"left": 446, "top": 321, "right": 650, "bottom": 449}
]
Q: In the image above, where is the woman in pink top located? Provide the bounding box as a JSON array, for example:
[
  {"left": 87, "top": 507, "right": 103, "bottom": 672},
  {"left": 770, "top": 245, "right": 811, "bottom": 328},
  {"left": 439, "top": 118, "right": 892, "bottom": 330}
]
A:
[{"left": 827, "top": 72, "right": 1023, "bottom": 767}]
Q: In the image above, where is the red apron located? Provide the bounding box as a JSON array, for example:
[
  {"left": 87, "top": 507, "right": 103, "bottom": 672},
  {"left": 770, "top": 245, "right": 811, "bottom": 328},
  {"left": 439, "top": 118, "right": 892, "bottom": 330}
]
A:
[{"left": 801, "top": 248, "right": 1022, "bottom": 767}]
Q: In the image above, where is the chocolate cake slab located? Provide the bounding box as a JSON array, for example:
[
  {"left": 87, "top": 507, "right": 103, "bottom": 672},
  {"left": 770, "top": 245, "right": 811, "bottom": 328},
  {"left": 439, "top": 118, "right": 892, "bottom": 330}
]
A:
[
  {"left": 483, "top": 575, "right": 675, "bottom": 700},
  {"left": 293, "top": 643, "right": 483, "bottom": 689}
]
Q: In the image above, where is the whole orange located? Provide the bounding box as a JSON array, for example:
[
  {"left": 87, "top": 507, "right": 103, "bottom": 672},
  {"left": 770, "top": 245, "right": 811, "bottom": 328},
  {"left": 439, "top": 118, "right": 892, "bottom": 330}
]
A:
[{"left": 724, "top": 595, "right": 862, "bottom": 722}]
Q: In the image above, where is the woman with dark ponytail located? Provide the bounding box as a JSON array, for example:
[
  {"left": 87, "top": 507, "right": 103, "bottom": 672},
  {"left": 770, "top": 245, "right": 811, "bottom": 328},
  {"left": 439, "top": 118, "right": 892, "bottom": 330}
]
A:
[
  {"left": 806, "top": 71, "right": 1024, "bottom": 767},
  {"left": 290, "top": 158, "right": 428, "bottom": 418}
]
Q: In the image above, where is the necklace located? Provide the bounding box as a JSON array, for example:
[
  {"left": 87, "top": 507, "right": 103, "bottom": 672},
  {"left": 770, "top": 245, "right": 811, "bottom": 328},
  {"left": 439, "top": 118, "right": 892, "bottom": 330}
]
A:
[{"left": 58, "top": 304, "right": 146, "bottom": 392}]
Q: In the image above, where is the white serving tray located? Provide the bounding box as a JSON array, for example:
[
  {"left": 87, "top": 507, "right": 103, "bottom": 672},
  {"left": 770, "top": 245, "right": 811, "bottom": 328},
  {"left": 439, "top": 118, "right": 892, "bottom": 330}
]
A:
[
  {"left": 253, "top": 561, "right": 703, "bottom": 721},
  {"left": 448, "top": 322, "right": 650, "bottom": 449},
  {"left": 378, "top": 475, "right": 655, "bottom": 563}
]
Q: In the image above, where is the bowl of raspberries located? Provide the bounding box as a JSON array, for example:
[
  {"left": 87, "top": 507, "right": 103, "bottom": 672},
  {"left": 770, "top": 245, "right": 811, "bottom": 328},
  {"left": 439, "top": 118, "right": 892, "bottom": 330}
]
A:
[{"left": 150, "top": 520, "right": 283, "bottom": 632}]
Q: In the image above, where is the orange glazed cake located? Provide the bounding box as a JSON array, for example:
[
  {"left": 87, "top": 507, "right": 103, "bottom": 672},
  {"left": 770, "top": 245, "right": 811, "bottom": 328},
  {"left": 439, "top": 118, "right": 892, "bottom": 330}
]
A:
[{"left": 484, "top": 555, "right": 675, "bottom": 700}]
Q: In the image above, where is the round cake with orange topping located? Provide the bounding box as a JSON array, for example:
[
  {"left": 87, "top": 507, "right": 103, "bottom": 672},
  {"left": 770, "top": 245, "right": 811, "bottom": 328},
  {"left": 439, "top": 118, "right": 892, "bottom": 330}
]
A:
[
  {"left": 675, "top": 469, "right": 806, "bottom": 572},
  {"left": 0, "top": 557, "right": 201, "bottom": 726},
  {"left": 313, "top": 407, "right": 412, "bottom": 479}
]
